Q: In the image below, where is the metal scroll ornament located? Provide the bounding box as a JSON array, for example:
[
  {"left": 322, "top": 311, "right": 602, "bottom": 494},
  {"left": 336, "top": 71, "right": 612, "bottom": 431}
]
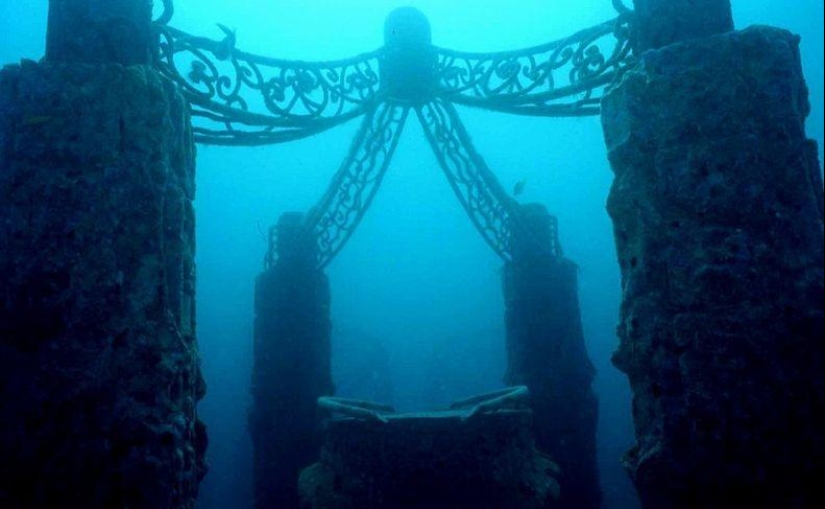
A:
[{"left": 153, "top": 2, "right": 633, "bottom": 267}]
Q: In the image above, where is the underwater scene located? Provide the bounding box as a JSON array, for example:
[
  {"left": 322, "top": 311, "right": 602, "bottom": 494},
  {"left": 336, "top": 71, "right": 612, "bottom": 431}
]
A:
[{"left": 0, "top": 0, "right": 822, "bottom": 508}]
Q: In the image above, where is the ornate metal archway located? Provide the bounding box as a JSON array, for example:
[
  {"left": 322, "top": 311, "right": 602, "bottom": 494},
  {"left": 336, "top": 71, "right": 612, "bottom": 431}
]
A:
[{"left": 152, "top": 1, "right": 633, "bottom": 268}]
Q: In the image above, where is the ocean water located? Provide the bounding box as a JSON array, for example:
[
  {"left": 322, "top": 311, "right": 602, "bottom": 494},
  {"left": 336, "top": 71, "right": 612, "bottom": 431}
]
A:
[{"left": 1, "top": 1, "right": 822, "bottom": 508}]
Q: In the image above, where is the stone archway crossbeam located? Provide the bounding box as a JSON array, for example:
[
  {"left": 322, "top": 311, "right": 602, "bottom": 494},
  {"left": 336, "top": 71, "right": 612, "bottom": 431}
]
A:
[{"left": 152, "top": 2, "right": 633, "bottom": 267}]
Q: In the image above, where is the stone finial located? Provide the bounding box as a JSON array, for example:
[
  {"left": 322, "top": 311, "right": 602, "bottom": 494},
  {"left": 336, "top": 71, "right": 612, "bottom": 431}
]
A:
[
  {"left": 510, "top": 203, "right": 562, "bottom": 262},
  {"left": 274, "top": 212, "right": 318, "bottom": 267},
  {"left": 381, "top": 7, "right": 436, "bottom": 104}
]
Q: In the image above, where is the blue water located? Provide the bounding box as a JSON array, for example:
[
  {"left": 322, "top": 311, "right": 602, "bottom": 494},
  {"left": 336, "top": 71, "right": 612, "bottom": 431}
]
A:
[{"left": 1, "top": 1, "right": 822, "bottom": 507}]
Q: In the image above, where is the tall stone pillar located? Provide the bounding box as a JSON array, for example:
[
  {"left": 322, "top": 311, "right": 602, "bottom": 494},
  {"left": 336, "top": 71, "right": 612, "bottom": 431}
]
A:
[
  {"left": 249, "top": 213, "right": 334, "bottom": 508},
  {"left": 503, "top": 204, "right": 601, "bottom": 509},
  {"left": 602, "top": 3, "right": 824, "bottom": 505},
  {"left": 0, "top": 1, "right": 206, "bottom": 507}
]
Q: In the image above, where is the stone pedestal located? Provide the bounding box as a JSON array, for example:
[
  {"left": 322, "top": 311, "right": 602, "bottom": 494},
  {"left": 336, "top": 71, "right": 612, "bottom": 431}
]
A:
[
  {"left": 249, "top": 213, "right": 334, "bottom": 508},
  {"left": 300, "top": 409, "right": 559, "bottom": 508},
  {"left": 504, "top": 204, "right": 601, "bottom": 509},
  {"left": 602, "top": 26, "right": 824, "bottom": 507},
  {"left": 0, "top": 61, "right": 205, "bottom": 507}
]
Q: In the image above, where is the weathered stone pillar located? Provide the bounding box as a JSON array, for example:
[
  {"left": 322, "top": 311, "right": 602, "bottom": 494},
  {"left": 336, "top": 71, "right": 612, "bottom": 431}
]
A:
[
  {"left": 249, "top": 213, "right": 334, "bottom": 508},
  {"left": 0, "top": 2, "right": 206, "bottom": 506},
  {"left": 503, "top": 204, "right": 601, "bottom": 509},
  {"left": 603, "top": 12, "right": 824, "bottom": 507}
]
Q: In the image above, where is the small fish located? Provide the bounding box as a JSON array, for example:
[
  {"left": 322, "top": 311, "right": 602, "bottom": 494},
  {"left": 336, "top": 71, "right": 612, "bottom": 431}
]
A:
[
  {"left": 22, "top": 115, "right": 53, "bottom": 126},
  {"left": 513, "top": 178, "right": 527, "bottom": 197},
  {"left": 213, "top": 23, "right": 236, "bottom": 61}
]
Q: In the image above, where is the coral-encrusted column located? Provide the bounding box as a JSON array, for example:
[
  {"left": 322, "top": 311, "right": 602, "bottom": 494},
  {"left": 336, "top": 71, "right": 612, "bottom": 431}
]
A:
[
  {"left": 249, "top": 213, "right": 334, "bottom": 509},
  {"left": 602, "top": 3, "right": 824, "bottom": 505},
  {"left": 503, "top": 204, "right": 601, "bottom": 509},
  {"left": 0, "top": 1, "right": 206, "bottom": 507}
]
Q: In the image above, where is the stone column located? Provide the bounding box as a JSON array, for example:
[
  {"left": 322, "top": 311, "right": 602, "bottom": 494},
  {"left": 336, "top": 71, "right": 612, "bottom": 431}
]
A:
[
  {"left": 0, "top": 2, "right": 206, "bottom": 507},
  {"left": 602, "top": 10, "right": 824, "bottom": 507},
  {"left": 249, "top": 213, "right": 334, "bottom": 509},
  {"left": 503, "top": 204, "right": 601, "bottom": 509}
]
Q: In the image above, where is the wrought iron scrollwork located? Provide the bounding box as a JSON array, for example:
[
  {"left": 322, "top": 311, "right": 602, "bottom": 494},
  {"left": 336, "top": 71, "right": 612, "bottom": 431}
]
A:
[
  {"left": 612, "top": 0, "right": 631, "bottom": 15},
  {"left": 155, "top": 25, "right": 381, "bottom": 145},
  {"left": 153, "top": 5, "right": 632, "bottom": 144},
  {"left": 306, "top": 102, "right": 409, "bottom": 269},
  {"left": 434, "top": 16, "right": 633, "bottom": 116},
  {"left": 153, "top": 0, "right": 174, "bottom": 26},
  {"left": 417, "top": 99, "right": 516, "bottom": 260},
  {"left": 153, "top": 3, "right": 634, "bottom": 266}
]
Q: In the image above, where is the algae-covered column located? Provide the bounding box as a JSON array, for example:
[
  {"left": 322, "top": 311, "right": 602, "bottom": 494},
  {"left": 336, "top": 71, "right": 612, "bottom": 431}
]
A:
[
  {"left": 602, "top": 0, "right": 824, "bottom": 506},
  {"left": 249, "top": 213, "right": 334, "bottom": 509},
  {"left": 0, "top": 0, "right": 206, "bottom": 507},
  {"left": 503, "top": 204, "right": 601, "bottom": 509}
]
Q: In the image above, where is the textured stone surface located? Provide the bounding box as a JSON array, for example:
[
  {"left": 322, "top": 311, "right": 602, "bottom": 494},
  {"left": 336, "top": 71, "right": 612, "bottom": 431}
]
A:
[
  {"left": 602, "top": 26, "right": 824, "bottom": 507},
  {"left": 47, "top": 0, "right": 154, "bottom": 65},
  {"left": 250, "top": 213, "right": 334, "bottom": 509},
  {"left": 300, "top": 410, "right": 560, "bottom": 508},
  {"left": 0, "top": 62, "right": 205, "bottom": 507},
  {"left": 632, "top": 0, "right": 733, "bottom": 52},
  {"left": 504, "top": 204, "right": 601, "bottom": 509}
]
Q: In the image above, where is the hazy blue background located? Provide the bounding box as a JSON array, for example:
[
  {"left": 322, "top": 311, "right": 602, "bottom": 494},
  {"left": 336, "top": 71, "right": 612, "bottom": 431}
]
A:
[{"left": 1, "top": 1, "right": 822, "bottom": 508}]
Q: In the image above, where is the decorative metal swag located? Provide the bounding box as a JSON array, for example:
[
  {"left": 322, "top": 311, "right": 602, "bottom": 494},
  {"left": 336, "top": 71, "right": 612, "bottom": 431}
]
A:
[{"left": 153, "top": 2, "right": 633, "bottom": 268}]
